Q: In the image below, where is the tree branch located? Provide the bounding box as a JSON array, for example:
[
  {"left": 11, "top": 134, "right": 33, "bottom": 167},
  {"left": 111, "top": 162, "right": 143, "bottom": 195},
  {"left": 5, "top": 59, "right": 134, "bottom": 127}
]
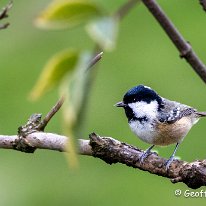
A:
[
  {"left": 142, "top": 0, "right": 206, "bottom": 83},
  {"left": 0, "top": 132, "right": 205, "bottom": 189},
  {"left": 0, "top": 133, "right": 91, "bottom": 155}
]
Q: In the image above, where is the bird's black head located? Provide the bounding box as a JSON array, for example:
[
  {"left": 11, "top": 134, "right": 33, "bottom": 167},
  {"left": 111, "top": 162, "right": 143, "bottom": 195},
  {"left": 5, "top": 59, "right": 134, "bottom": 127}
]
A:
[
  {"left": 115, "top": 85, "right": 164, "bottom": 121},
  {"left": 123, "top": 85, "right": 162, "bottom": 105}
]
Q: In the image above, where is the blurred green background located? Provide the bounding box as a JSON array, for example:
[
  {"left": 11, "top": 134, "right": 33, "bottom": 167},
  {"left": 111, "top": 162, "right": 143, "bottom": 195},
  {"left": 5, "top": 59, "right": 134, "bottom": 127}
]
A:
[{"left": 0, "top": 0, "right": 206, "bottom": 205}]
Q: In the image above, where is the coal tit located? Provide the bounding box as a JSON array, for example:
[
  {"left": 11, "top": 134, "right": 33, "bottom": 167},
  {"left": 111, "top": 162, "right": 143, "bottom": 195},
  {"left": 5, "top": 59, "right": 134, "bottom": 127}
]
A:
[{"left": 115, "top": 84, "right": 206, "bottom": 169}]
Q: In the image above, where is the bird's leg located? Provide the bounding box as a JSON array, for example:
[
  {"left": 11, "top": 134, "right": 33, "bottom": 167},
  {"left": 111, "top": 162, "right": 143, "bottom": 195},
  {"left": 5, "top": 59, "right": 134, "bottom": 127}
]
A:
[
  {"left": 139, "top": 145, "right": 155, "bottom": 163},
  {"left": 165, "top": 142, "right": 179, "bottom": 170}
]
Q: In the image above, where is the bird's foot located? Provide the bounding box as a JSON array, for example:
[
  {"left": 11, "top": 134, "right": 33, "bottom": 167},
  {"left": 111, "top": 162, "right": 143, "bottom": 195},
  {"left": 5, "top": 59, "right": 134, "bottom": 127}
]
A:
[
  {"left": 139, "top": 145, "right": 155, "bottom": 164},
  {"left": 164, "top": 156, "right": 175, "bottom": 170},
  {"left": 139, "top": 151, "right": 150, "bottom": 164},
  {"left": 164, "top": 142, "right": 179, "bottom": 170}
]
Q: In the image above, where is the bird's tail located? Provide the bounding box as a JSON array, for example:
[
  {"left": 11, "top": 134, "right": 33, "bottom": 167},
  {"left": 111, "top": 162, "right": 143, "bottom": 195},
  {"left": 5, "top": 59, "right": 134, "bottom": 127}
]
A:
[{"left": 195, "top": 112, "right": 206, "bottom": 117}]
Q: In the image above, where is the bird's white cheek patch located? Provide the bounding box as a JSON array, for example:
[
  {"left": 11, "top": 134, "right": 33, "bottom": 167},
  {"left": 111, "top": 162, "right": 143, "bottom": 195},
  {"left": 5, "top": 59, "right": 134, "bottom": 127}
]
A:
[
  {"left": 127, "top": 100, "right": 160, "bottom": 144},
  {"left": 128, "top": 101, "right": 158, "bottom": 119}
]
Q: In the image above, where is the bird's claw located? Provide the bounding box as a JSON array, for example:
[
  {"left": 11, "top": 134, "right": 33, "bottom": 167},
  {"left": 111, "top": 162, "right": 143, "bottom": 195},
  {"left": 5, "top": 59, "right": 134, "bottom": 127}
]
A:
[
  {"left": 139, "top": 150, "right": 151, "bottom": 164},
  {"left": 164, "top": 156, "right": 175, "bottom": 170},
  {"left": 139, "top": 145, "right": 155, "bottom": 164}
]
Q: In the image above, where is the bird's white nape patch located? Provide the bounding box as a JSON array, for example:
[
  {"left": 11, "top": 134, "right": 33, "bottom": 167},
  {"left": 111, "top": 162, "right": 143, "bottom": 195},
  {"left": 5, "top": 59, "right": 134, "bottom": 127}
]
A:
[
  {"left": 128, "top": 100, "right": 159, "bottom": 119},
  {"left": 143, "top": 85, "right": 152, "bottom": 90}
]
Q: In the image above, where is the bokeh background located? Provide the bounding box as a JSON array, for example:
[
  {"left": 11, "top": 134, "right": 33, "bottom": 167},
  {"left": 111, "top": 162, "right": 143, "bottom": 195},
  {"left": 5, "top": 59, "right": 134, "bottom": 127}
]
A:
[{"left": 0, "top": 0, "right": 206, "bottom": 205}]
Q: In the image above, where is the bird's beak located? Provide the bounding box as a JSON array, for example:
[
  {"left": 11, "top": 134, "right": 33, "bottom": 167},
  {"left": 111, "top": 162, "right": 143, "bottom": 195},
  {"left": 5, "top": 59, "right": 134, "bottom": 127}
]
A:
[{"left": 115, "top": 101, "right": 126, "bottom": 107}]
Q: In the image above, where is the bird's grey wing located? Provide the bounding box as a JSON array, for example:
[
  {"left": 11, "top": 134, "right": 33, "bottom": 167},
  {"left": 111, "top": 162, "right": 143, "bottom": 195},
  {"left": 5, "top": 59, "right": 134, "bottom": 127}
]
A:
[{"left": 158, "top": 99, "right": 196, "bottom": 124}]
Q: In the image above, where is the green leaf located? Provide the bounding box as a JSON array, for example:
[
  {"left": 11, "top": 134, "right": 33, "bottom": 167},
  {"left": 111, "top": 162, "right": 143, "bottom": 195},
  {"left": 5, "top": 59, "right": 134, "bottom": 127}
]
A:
[
  {"left": 61, "top": 52, "right": 93, "bottom": 132},
  {"left": 86, "top": 16, "right": 119, "bottom": 51},
  {"left": 61, "top": 52, "right": 94, "bottom": 169},
  {"left": 35, "top": 0, "right": 103, "bottom": 30},
  {"left": 30, "top": 49, "right": 79, "bottom": 100}
]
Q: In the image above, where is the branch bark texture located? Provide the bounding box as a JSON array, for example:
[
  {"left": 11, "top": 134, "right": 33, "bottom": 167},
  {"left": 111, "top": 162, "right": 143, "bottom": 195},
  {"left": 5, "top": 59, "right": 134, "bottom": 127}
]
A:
[
  {"left": 142, "top": 0, "right": 206, "bottom": 83},
  {"left": 1, "top": 132, "right": 205, "bottom": 189}
]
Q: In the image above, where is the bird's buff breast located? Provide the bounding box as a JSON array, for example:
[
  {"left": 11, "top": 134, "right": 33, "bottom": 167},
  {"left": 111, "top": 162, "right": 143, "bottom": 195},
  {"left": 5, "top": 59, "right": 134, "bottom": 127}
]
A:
[{"left": 129, "top": 117, "right": 197, "bottom": 146}]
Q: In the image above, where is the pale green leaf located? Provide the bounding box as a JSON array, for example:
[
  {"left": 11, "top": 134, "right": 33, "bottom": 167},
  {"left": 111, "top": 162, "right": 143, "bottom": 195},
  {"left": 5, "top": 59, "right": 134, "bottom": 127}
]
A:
[
  {"left": 35, "top": 0, "right": 103, "bottom": 30},
  {"left": 30, "top": 49, "right": 79, "bottom": 100},
  {"left": 61, "top": 52, "right": 94, "bottom": 133},
  {"left": 61, "top": 52, "right": 94, "bottom": 169},
  {"left": 86, "top": 16, "right": 119, "bottom": 51}
]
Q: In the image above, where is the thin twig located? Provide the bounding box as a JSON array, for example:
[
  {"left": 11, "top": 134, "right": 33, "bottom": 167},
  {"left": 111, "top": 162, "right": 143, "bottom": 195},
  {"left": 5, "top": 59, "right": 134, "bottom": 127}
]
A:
[
  {"left": 74, "top": 50, "right": 103, "bottom": 131},
  {"left": 115, "top": 0, "right": 140, "bottom": 20},
  {"left": 0, "top": 2, "right": 12, "bottom": 19},
  {"left": 86, "top": 51, "right": 103, "bottom": 71},
  {"left": 0, "top": 1, "right": 12, "bottom": 30},
  {"left": 38, "top": 96, "right": 65, "bottom": 131},
  {"left": 142, "top": 0, "right": 206, "bottom": 83}
]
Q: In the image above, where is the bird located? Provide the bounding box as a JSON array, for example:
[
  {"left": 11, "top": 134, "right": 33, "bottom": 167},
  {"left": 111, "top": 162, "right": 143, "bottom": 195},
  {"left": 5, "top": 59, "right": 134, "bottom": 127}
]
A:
[{"left": 115, "top": 84, "right": 206, "bottom": 169}]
